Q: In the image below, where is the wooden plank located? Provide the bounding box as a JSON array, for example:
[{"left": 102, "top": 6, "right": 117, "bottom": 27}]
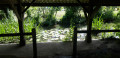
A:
[
  {"left": 92, "top": 30, "right": 120, "bottom": 32},
  {"left": 0, "top": 33, "right": 32, "bottom": 37},
  {"left": 22, "top": 3, "right": 84, "bottom": 6},
  {"left": 23, "top": 32, "right": 32, "bottom": 35},
  {"left": 0, "top": 33, "right": 20, "bottom": 37},
  {"left": 32, "top": 28, "right": 37, "bottom": 58},
  {"left": 0, "top": 0, "right": 17, "bottom": 4},
  {"left": 77, "top": 30, "right": 87, "bottom": 33},
  {"left": 77, "top": 30, "right": 120, "bottom": 33},
  {"left": 72, "top": 27, "right": 77, "bottom": 58}
]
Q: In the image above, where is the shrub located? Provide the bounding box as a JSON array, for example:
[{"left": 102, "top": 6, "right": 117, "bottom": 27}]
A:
[
  {"left": 92, "top": 15, "right": 104, "bottom": 30},
  {"left": 96, "top": 6, "right": 115, "bottom": 23},
  {"left": 0, "top": 18, "right": 19, "bottom": 43},
  {"left": 62, "top": 19, "right": 75, "bottom": 41},
  {"left": 60, "top": 6, "right": 82, "bottom": 27},
  {"left": 41, "top": 14, "right": 56, "bottom": 27}
]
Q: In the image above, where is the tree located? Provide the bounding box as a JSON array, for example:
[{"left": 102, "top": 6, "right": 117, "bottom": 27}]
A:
[{"left": 60, "top": 6, "right": 82, "bottom": 27}]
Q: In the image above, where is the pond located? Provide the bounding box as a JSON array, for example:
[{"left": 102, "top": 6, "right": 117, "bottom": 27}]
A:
[
  {"left": 29, "top": 25, "right": 120, "bottom": 43},
  {"left": 29, "top": 26, "right": 87, "bottom": 43}
]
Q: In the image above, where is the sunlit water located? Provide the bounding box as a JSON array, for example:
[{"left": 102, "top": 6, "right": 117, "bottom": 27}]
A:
[
  {"left": 29, "top": 26, "right": 119, "bottom": 42},
  {"left": 28, "top": 26, "right": 87, "bottom": 42}
]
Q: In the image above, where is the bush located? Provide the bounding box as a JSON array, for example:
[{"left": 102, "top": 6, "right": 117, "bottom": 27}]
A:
[
  {"left": 96, "top": 6, "right": 115, "bottom": 23},
  {"left": 62, "top": 19, "right": 75, "bottom": 41},
  {"left": 60, "top": 6, "right": 82, "bottom": 27},
  {"left": 92, "top": 15, "right": 104, "bottom": 30},
  {"left": 41, "top": 15, "right": 56, "bottom": 27},
  {"left": 0, "top": 18, "right": 19, "bottom": 43}
]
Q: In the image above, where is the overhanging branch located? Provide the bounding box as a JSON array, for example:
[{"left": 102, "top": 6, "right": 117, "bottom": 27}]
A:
[
  {"left": 76, "top": 0, "right": 88, "bottom": 12},
  {"left": 90, "top": 6, "right": 101, "bottom": 19},
  {"left": 22, "top": 0, "right": 36, "bottom": 13},
  {"left": 8, "top": 0, "right": 21, "bottom": 20}
]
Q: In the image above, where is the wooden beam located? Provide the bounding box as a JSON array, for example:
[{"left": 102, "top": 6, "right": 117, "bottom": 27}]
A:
[
  {"left": 77, "top": 30, "right": 87, "bottom": 33},
  {"left": 92, "top": 30, "right": 120, "bottom": 32},
  {"left": 8, "top": 0, "right": 21, "bottom": 20},
  {"left": 0, "top": 33, "right": 32, "bottom": 37},
  {"left": 32, "top": 28, "right": 37, "bottom": 58},
  {"left": 77, "top": 30, "right": 120, "bottom": 33},
  {"left": 1, "top": 0, "right": 120, "bottom": 6},
  {"left": 17, "top": 0, "right": 26, "bottom": 46},
  {"left": 73, "top": 27, "right": 77, "bottom": 58},
  {"left": 1, "top": 3, "right": 120, "bottom": 6},
  {"left": 80, "top": 5, "right": 100, "bottom": 43},
  {"left": 0, "top": 33, "right": 20, "bottom": 37},
  {"left": 22, "top": 0, "right": 36, "bottom": 13},
  {"left": 85, "top": 6, "right": 93, "bottom": 43}
]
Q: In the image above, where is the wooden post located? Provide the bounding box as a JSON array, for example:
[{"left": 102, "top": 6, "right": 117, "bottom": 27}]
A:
[
  {"left": 73, "top": 27, "right": 77, "bottom": 58},
  {"left": 32, "top": 28, "right": 37, "bottom": 58},
  {"left": 86, "top": 6, "right": 93, "bottom": 43},
  {"left": 18, "top": 0, "right": 25, "bottom": 46}
]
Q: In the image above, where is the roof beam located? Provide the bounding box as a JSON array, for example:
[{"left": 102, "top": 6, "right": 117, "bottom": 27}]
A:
[
  {"left": 22, "top": 0, "right": 36, "bottom": 13},
  {"left": 0, "top": 0, "right": 120, "bottom": 6}
]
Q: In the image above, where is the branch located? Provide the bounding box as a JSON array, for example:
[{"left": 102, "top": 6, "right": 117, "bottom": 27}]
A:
[
  {"left": 22, "top": 0, "right": 36, "bottom": 13},
  {"left": 76, "top": 0, "right": 88, "bottom": 12},
  {"left": 90, "top": 6, "right": 101, "bottom": 19},
  {"left": 83, "top": 9, "right": 88, "bottom": 19},
  {"left": 8, "top": 0, "right": 21, "bottom": 20}
]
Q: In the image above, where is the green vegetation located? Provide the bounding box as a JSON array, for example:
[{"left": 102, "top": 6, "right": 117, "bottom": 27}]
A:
[
  {"left": 1, "top": 6, "right": 120, "bottom": 43},
  {"left": 92, "top": 15, "right": 104, "bottom": 30},
  {"left": 60, "top": 6, "right": 83, "bottom": 27},
  {"left": 92, "top": 6, "right": 120, "bottom": 39}
]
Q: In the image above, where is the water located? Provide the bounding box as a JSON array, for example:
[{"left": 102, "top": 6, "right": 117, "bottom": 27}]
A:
[
  {"left": 29, "top": 26, "right": 119, "bottom": 43},
  {"left": 34, "top": 26, "right": 87, "bottom": 42}
]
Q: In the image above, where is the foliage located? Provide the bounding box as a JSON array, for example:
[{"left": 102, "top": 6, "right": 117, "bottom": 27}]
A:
[
  {"left": 62, "top": 19, "right": 75, "bottom": 41},
  {"left": 96, "top": 6, "right": 115, "bottom": 22},
  {"left": 114, "top": 23, "right": 120, "bottom": 38},
  {"left": 60, "top": 6, "right": 82, "bottom": 27},
  {"left": 2, "top": 6, "right": 120, "bottom": 43},
  {"left": 0, "top": 18, "right": 19, "bottom": 43},
  {"left": 26, "top": 7, "right": 61, "bottom": 27},
  {"left": 92, "top": 15, "right": 104, "bottom": 30},
  {"left": 24, "top": 18, "right": 35, "bottom": 32},
  {"left": 41, "top": 7, "right": 61, "bottom": 27}
]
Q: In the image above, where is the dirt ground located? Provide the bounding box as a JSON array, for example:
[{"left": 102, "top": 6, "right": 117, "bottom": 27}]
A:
[{"left": 0, "top": 39, "right": 120, "bottom": 58}]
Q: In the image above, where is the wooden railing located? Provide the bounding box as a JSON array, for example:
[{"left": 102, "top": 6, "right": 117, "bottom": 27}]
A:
[
  {"left": 72, "top": 27, "right": 120, "bottom": 58},
  {"left": 0, "top": 28, "right": 37, "bottom": 58}
]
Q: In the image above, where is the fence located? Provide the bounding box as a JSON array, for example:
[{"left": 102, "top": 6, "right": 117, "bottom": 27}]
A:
[
  {"left": 0, "top": 28, "right": 37, "bottom": 58},
  {"left": 72, "top": 27, "right": 120, "bottom": 58}
]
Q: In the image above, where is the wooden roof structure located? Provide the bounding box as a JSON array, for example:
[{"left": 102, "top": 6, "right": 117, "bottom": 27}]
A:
[
  {"left": 0, "top": 0, "right": 120, "bottom": 45},
  {"left": 0, "top": 0, "right": 120, "bottom": 6},
  {"left": 1, "top": 0, "right": 120, "bottom": 58}
]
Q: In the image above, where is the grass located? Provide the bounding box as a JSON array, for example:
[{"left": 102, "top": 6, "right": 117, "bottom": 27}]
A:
[
  {"left": 0, "top": 17, "right": 42, "bottom": 43},
  {"left": 0, "top": 18, "right": 19, "bottom": 43},
  {"left": 1, "top": 6, "right": 120, "bottom": 43}
]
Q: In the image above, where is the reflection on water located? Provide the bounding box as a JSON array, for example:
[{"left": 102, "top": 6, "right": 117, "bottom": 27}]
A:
[
  {"left": 30, "top": 26, "right": 119, "bottom": 42},
  {"left": 34, "top": 26, "right": 87, "bottom": 42}
]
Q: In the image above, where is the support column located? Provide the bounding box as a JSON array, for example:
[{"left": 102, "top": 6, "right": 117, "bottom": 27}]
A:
[
  {"left": 86, "top": 6, "right": 93, "bottom": 43},
  {"left": 17, "top": 0, "right": 25, "bottom": 46},
  {"left": 18, "top": 17, "right": 25, "bottom": 46},
  {"left": 73, "top": 27, "right": 77, "bottom": 58},
  {"left": 32, "top": 28, "right": 37, "bottom": 58}
]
